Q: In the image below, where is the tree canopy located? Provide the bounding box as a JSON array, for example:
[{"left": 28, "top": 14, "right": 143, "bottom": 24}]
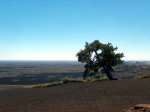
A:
[{"left": 76, "top": 40, "right": 124, "bottom": 80}]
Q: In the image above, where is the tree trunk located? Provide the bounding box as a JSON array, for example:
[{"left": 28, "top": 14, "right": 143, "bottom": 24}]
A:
[
  {"left": 102, "top": 66, "right": 114, "bottom": 80},
  {"left": 105, "top": 71, "right": 114, "bottom": 80}
]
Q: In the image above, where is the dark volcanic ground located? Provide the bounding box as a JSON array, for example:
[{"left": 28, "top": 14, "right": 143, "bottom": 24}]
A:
[{"left": 0, "top": 78, "right": 150, "bottom": 112}]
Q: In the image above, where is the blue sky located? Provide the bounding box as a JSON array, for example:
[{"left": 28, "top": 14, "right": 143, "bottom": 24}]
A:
[{"left": 0, "top": 0, "right": 150, "bottom": 60}]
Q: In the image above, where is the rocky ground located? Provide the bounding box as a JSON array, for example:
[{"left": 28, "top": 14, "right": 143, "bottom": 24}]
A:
[
  {"left": 0, "top": 78, "right": 150, "bottom": 112},
  {"left": 121, "top": 104, "right": 150, "bottom": 112}
]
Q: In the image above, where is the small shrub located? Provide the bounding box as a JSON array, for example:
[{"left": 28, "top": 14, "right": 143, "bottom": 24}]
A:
[
  {"left": 62, "top": 77, "right": 85, "bottom": 83},
  {"left": 135, "top": 73, "right": 150, "bottom": 79},
  {"left": 87, "top": 76, "right": 109, "bottom": 82},
  {"left": 62, "top": 77, "right": 70, "bottom": 83}
]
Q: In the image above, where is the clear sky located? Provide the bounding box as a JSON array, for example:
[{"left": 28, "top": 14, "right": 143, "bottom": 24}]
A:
[{"left": 0, "top": 0, "right": 150, "bottom": 61}]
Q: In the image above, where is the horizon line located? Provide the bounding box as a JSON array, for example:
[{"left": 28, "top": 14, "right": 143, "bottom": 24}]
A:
[{"left": 0, "top": 60, "right": 150, "bottom": 62}]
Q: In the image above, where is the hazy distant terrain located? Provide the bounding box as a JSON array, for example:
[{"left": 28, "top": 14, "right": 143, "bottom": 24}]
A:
[
  {"left": 0, "top": 61, "right": 150, "bottom": 85},
  {"left": 0, "top": 61, "right": 84, "bottom": 84}
]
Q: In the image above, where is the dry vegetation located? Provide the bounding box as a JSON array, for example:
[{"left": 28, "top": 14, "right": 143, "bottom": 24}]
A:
[
  {"left": 25, "top": 76, "right": 108, "bottom": 88},
  {"left": 135, "top": 73, "right": 150, "bottom": 79}
]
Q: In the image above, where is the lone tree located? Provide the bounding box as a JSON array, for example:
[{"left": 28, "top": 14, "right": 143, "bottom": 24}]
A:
[{"left": 76, "top": 40, "right": 124, "bottom": 80}]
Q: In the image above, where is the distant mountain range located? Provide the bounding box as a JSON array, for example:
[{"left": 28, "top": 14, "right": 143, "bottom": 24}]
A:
[{"left": 125, "top": 61, "right": 150, "bottom": 65}]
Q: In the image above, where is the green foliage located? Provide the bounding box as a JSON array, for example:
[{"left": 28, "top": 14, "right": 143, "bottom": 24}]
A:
[
  {"left": 135, "top": 73, "right": 150, "bottom": 79},
  {"left": 76, "top": 40, "right": 124, "bottom": 80}
]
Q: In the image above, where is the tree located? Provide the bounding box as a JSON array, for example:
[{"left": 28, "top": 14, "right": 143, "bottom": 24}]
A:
[{"left": 76, "top": 40, "right": 124, "bottom": 80}]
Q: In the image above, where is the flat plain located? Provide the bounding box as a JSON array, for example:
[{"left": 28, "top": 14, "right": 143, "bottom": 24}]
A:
[{"left": 0, "top": 61, "right": 150, "bottom": 85}]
